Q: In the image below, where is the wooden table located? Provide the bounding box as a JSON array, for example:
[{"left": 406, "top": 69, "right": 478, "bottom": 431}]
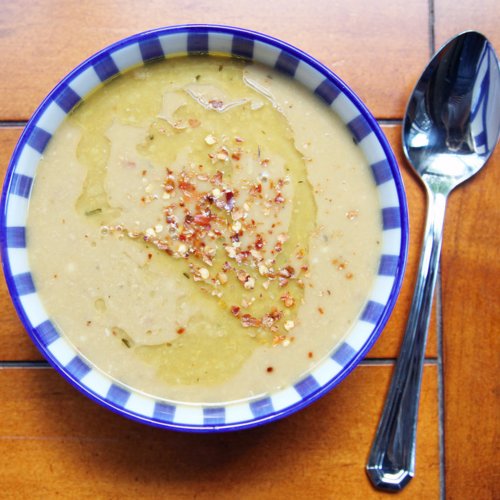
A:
[{"left": 1, "top": 2, "right": 498, "bottom": 498}]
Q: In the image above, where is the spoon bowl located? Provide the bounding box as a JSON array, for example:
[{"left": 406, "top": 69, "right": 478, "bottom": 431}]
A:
[
  {"left": 367, "top": 30, "right": 500, "bottom": 491},
  {"left": 404, "top": 31, "right": 500, "bottom": 191}
]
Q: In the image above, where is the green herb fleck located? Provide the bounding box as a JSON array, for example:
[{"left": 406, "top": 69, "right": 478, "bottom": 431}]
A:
[{"left": 85, "top": 208, "right": 102, "bottom": 216}]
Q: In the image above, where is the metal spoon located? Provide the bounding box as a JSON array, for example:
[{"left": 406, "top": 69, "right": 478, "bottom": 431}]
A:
[{"left": 366, "top": 31, "right": 500, "bottom": 491}]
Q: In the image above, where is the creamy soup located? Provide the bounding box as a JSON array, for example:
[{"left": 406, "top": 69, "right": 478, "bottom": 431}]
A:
[{"left": 27, "top": 56, "right": 382, "bottom": 403}]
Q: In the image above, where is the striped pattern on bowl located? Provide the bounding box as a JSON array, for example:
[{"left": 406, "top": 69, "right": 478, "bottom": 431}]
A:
[{"left": 0, "top": 25, "right": 408, "bottom": 432}]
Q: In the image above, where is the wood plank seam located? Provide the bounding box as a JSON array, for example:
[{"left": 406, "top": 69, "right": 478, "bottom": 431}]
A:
[
  {"left": 427, "top": 2, "right": 443, "bottom": 497},
  {"left": 428, "top": 0, "right": 436, "bottom": 55}
]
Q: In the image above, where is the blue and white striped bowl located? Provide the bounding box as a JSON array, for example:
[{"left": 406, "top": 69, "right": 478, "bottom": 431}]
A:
[{"left": 0, "top": 25, "right": 408, "bottom": 432}]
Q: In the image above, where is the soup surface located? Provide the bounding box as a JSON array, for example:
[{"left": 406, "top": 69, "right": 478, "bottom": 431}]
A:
[{"left": 27, "top": 56, "right": 382, "bottom": 403}]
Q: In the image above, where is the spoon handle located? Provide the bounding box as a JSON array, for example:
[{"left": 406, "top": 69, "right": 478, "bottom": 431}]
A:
[{"left": 366, "top": 187, "right": 448, "bottom": 491}]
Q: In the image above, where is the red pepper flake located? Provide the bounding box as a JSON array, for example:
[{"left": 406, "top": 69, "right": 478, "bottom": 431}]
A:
[
  {"left": 231, "top": 152, "right": 241, "bottom": 161},
  {"left": 272, "top": 335, "right": 287, "bottom": 346},
  {"left": 270, "top": 308, "right": 282, "bottom": 321},
  {"left": 318, "top": 307, "right": 324, "bottom": 315},
  {"left": 280, "top": 292, "right": 295, "bottom": 308},
  {"left": 261, "top": 308, "right": 282, "bottom": 329},
  {"left": 278, "top": 277, "right": 289, "bottom": 287},
  {"left": 332, "top": 259, "right": 346, "bottom": 270},
  {"left": 179, "top": 181, "right": 196, "bottom": 192},
  {"left": 266, "top": 366, "right": 274, "bottom": 373},
  {"left": 224, "top": 191, "right": 235, "bottom": 211},
  {"left": 250, "top": 183, "right": 262, "bottom": 196},
  {"left": 236, "top": 269, "right": 249, "bottom": 282},
  {"left": 280, "top": 265, "right": 295, "bottom": 278},
  {"left": 209, "top": 99, "right": 224, "bottom": 109},
  {"left": 308, "top": 351, "right": 314, "bottom": 359},
  {"left": 237, "top": 250, "right": 250, "bottom": 262},
  {"left": 165, "top": 178, "right": 175, "bottom": 192},
  {"left": 261, "top": 314, "right": 274, "bottom": 328},
  {"left": 211, "top": 171, "right": 224, "bottom": 184},
  {"left": 230, "top": 306, "right": 241, "bottom": 317},
  {"left": 241, "top": 314, "right": 261, "bottom": 328},
  {"left": 255, "top": 235, "right": 264, "bottom": 250},
  {"left": 274, "top": 192, "right": 285, "bottom": 203},
  {"left": 176, "top": 327, "right": 186, "bottom": 334},
  {"left": 193, "top": 214, "right": 213, "bottom": 227}
]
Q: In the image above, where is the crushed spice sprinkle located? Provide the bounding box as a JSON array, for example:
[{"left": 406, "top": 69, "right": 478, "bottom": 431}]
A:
[
  {"left": 280, "top": 292, "right": 295, "bottom": 308},
  {"left": 100, "top": 134, "right": 312, "bottom": 345}
]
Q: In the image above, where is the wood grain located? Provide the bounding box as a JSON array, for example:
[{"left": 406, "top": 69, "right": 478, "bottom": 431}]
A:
[
  {"left": 0, "top": 124, "right": 436, "bottom": 360},
  {"left": 440, "top": 132, "right": 500, "bottom": 497},
  {"left": 434, "top": 0, "right": 500, "bottom": 51},
  {"left": 0, "top": 0, "right": 429, "bottom": 121},
  {"left": 2, "top": 1, "right": 500, "bottom": 497},
  {"left": 434, "top": 2, "right": 500, "bottom": 498},
  {"left": 0, "top": 365, "right": 439, "bottom": 499}
]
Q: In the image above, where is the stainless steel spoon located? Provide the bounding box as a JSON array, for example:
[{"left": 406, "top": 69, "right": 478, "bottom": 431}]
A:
[{"left": 366, "top": 31, "right": 500, "bottom": 491}]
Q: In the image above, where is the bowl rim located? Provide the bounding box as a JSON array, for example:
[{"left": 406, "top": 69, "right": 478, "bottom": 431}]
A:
[{"left": 0, "top": 24, "right": 409, "bottom": 432}]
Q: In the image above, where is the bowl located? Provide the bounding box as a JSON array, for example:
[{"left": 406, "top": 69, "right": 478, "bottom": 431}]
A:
[{"left": 0, "top": 25, "right": 408, "bottom": 432}]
